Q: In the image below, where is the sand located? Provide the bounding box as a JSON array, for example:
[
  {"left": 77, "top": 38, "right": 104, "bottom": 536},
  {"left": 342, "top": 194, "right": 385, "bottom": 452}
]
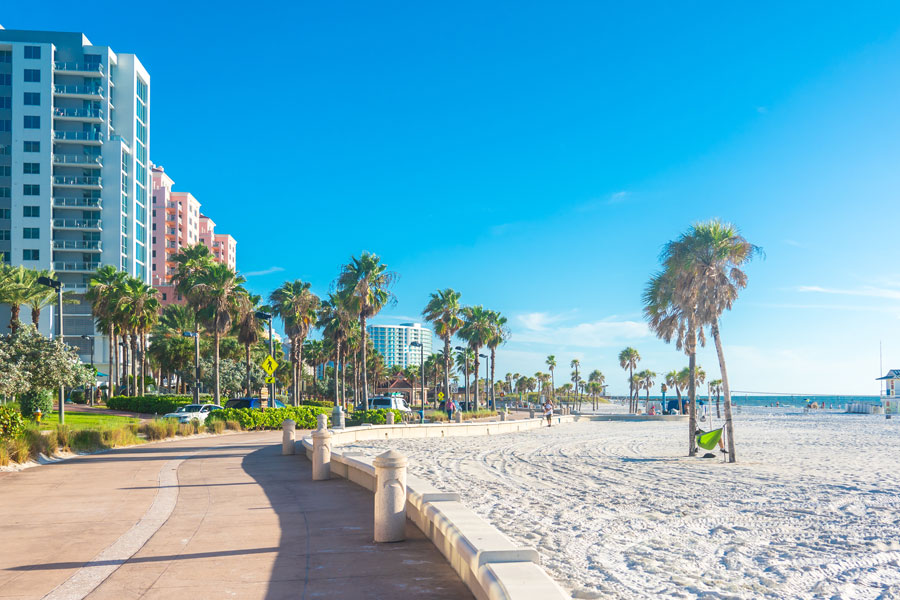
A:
[{"left": 341, "top": 408, "right": 900, "bottom": 599}]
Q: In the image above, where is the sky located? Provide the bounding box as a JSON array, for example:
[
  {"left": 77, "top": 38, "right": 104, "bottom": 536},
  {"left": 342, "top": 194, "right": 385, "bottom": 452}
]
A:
[{"left": 6, "top": 1, "right": 900, "bottom": 395}]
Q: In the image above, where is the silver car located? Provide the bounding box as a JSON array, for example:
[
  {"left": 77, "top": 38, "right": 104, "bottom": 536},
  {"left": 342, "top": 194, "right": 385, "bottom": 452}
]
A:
[{"left": 163, "top": 403, "right": 222, "bottom": 423}]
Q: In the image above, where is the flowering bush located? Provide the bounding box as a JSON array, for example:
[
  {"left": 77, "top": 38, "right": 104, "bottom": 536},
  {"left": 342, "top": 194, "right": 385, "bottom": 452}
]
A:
[{"left": 0, "top": 405, "right": 25, "bottom": 439}]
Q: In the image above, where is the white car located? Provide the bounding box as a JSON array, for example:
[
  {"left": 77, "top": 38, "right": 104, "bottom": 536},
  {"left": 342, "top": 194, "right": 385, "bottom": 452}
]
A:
[
  {"left": 163, "top": 404, "right": 222, "bottom": 423},
  {"left": 367, "top": 396, "right": 412, "bottom": 412}
]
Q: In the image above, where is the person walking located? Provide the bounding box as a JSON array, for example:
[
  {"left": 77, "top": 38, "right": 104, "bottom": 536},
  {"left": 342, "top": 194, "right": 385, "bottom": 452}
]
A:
[
  {"left": 446, "top": 397, "right": 457, "bottom": 421},
  {"left": 543, "top": 399, "right": 554, "bottom": 427}
]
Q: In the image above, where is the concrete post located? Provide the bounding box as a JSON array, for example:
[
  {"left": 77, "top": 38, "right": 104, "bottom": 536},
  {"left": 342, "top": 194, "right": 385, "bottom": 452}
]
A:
[
  {"left": 373, "top": 449, "right": 408, "bottom": 542},
  {"left": 386, "top": 411, "right": 395, "bottom": 425},
  {"left": 454, "top": 410, "right": 462, "bottom": 423},
  {"left": 282, "top": 419, "right": 296, "bottom": 455},
  {"left": 529, "top": 408, "right": 535, "bottom": 418},
  {"left": 500, "top": 411, "right": 507, "bottom": 421},
  {"left": 311, "top": 416, "right": 332, "bottom": 481},
  {"left": 332, "top": 404, "right": 345, "bottom": 429}
]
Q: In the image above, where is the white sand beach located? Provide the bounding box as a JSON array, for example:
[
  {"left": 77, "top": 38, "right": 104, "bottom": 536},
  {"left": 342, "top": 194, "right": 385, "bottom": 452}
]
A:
[{"left": 342, "top": 408, "right": 900, "bottom": 599}]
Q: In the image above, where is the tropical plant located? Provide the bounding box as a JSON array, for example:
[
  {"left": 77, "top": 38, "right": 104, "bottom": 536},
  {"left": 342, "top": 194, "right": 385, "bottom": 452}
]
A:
[
  {"left": 709, "top": 378, "right": 723, "bottom": 418},
  {"left": 270, "top": 279, "right": 320, "bottom": 405},
  {"left": 422, "top": 288, "right": 464, "bottom": 409},
  {"left": 318, "top": 292, "right": 354, "bottom": 408},
  {"left": 618, "top": 347, "right": 641, "bottom": 413},
  {"left": 237, "top": 295, "right": 266, "bottom": 396},
  {"left": 545, "top": 355, "right": 557, "bottom": 402},
  {"left": 486, "top": 310, "right": 509, "bottom": 410},
  {"left": 665, "top": 370, "right": 681, "bottom": 413},
  {"left": 588, "top": 369, "right": 605, "bottom": 410},
  {"left": 458, "top": 305, "right": 494, "bottom": 410},
  {"left": 0, "top": 265, "right": 35, "bottom": 335},
  {"left": 637, "top": 369, "right": 657, "bottom": 410}
]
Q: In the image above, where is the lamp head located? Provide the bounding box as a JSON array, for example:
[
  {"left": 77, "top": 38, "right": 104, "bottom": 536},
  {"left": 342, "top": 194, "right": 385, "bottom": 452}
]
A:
[
  {"left": 37, "top": 276, "right": 61, "bottom": 289},
  {"left": 255, "top": 311, "right": 271, "bottom": 320}
]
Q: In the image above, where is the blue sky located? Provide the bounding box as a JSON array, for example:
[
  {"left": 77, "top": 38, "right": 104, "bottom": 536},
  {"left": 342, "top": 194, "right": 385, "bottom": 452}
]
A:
[{"left": 7, "top": 1, "right": 900, "bottom": 394}]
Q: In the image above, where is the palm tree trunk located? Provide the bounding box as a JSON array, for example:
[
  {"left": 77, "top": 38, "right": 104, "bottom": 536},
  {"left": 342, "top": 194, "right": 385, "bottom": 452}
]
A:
[
  {"left": 31, "top": 307, "right": 40, "bottom": 325},
  {"left": 297, "top": 338, "right": 304, "bottom": 405},
  {"left": 245, "top": 344, "right": 251, "bottom": 396},
  {"left": 550, "top": 369, "right": 555, "bottom": 402},
  {"left": 130, "top": 335, "right": 137, "bottom": 397},
  {"left": 711, "top": 321, "right": 736, "bottom": 463},
  {"left": 360, "top": 314, "right": 369, "bottom": 409},
  {"left": 334, "top": 342, "right": 341, "bottom": 407},
  {"left": 213, "top": 329, "right": 220, "bottom": 405},
  {"left": 9, "top": 304, "right": 20, "bottom": 335},
  {"left": 110, "top": 327, "right": 117, "bottom": 396},
  {"left": 473, "top": 353, "right": 480, "bottom": 410},
  {"left": 140, "top": 333, "right": 146, "bottom": 396},
  {"left": 688, "top": 345, "right": 697, "bottom": 457},
  {"left": 628, "top": 366, "right": 634, "bottom": 413},
  {"left": 341, "top": 347, "right": 347, "bottom": 408},
  {"left": 443, "top": 338, "right": 451, "bottom": 410}
]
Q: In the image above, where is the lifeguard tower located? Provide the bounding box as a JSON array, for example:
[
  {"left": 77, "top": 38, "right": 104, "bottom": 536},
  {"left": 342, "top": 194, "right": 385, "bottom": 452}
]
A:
[{"left": 876, "top": 369, "right": 900, "bottom": 415}]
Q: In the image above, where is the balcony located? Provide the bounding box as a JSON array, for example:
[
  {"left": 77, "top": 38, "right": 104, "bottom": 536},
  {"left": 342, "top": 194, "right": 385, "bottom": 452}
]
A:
[
  {"left": 53, "top": 107, "right": 103, "bottom": 123},
  {"left": 53, "top": 261, "right": 101, "bottom": 273},
  {"left": 53, "top": 240, "right": 102, "bottom": 252},
  {"left": 165, "top": 202, "right": 178, "bottom": 213},
  {"left": 53, "top": 197, "right": 101, "bottom": 210},
  {"left": 53, "top": 218, "right": 102, "bottom": 232},
  {"left": 53, "top": 154, "right": 103, "bottom": 168},
  {"left": 53, "top": 131, "right": 103, "bottom": 145},
  {"left": 53, "top": 85, "right": 103, "bottom": 99},
  {"left": 53, "top": 175, "right": 102, "bottom": 189},
  {"left": 53, "top": 62, "right": 104, "bottom": 76}
]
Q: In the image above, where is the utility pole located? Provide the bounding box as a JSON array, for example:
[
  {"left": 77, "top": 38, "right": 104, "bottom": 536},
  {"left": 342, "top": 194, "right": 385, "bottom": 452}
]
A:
[{"left": 38, "top": 276, "right": 64, "bottom": 423}]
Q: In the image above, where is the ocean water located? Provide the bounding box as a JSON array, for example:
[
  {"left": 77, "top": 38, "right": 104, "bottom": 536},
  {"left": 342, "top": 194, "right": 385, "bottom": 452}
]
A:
[{"left": 638, "top": 395, "right": 881, "bottom": 408}]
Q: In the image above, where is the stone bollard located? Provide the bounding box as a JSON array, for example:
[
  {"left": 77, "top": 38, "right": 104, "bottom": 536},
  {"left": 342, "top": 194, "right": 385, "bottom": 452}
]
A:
[
  {"left": 529, "top": 408, "right": 535, "bottom": 418},
  {"left": 454, "top": 410, "right": 462, "bottom": 423},
  {"left": 332, "top": 404, "right": 345, "bottom": 429},
  {"left": 373, "top": 450, "right": 408, "bottom": 542},
  {"left": 311, "top": 415, "right": 332, "bottom": 481},
  {"left": 500, "top": 411, "right": 507, "bottom": 421},
  {"left": 282, "top": 419, "right": 296, "bottom": 455},
  {"left": 386, "top": 411, "right": 395, "bottom": 425}
]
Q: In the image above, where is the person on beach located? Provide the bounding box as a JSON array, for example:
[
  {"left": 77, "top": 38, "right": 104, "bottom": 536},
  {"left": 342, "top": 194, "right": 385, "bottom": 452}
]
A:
[
  {"left": 446, "top": 398, "right": 457, "bottom": 420},
  {"left": 543, "top": 399, "right": 554, "bottom": 427}
]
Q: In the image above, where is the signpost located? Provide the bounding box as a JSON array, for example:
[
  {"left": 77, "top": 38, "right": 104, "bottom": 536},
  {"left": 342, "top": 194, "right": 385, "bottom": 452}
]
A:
[{"left": 260, "top": 357, "right": 278, "bottom": 409}]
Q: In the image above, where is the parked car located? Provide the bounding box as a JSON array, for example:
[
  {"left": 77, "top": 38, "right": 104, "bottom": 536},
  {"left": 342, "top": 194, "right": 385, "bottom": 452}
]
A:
[
  {"left": 356, "top": 395, "right": 412, "bottom": 412},
  {"left": 224, "top": 397, "right": 286, "bottom": 410},
  {"left": 162, "top": 404, "right": 223, "bottom": 423}
]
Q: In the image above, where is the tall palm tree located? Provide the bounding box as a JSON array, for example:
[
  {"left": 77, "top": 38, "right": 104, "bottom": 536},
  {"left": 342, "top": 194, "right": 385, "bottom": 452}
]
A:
[
  {"left": 193, "top": 263, "right": 248, "bottom": 404},
  {"left": 545, "top": 355, "right": 557, "bottom": 402},
  {"left": 618, "top": 347, "right": 641, "bottom": 413},
  {"left": 318, "top": 292, "right": 354, "bottom": 408},
  {"left": 570, "top": 359, "right": 581, "bottom": 408},
  {"left": 87, "top": 266, "right": 128, "bottom": 394},
  {"left": 422, "top": 288, "right": 464, "bottom": 409},
  {"left": 170, "top": 243, "right": 216, "bottom": 396},
  {"left": 588, "top": 369, "right": 605, "bottom": 410},
  {"left": 458, "top": 305, "right": 493, "bottom": 410},
  {"left": 486, "top": 310, "right": 509, "bottom": 410},
  {"left": 638, "top": 369, "right": 657, "bottom": 411},
  {"left": 0, "top": 265, "right": 37, "bottom": 335},
  {"left": 122, "top": 279, "right": 160, "bottom": 395},
  {"left": 709, "top": 378, "right": 723, "bottom": 418},
  {"left": 455, "top": 346, "right": 475, "bottom": 405},
  {"left": 335, "top": 252, "right": 395, "bottom": 409},
  {"left": 26, "top": 269, "right": 74, "bottom": 326},
  {"left": 662, "top": 220, "right": 760, "bottom": 462},
  {"left": 665, "top": 370, "right": 681, "bottom": 413},
  {"left": 237, "top": 294, "right": 265, "bottom": 396},
  {"left": 270, "top": 280, "right": 320, "bottom": 405}
]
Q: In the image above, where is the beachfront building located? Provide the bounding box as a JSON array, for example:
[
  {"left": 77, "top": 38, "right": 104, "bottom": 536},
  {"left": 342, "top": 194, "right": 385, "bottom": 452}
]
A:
[
  {"left": 366, "top": 322, "right": 433, "bottom": 368},
  {"left": 876, "top": 369, "right": 900, "bottom": 414},
  {"left": 150, "top": 164, "right": 236, "bottom": 305},
  {"left": 0, "top": 28, "right": 150, "bottom": 371}
]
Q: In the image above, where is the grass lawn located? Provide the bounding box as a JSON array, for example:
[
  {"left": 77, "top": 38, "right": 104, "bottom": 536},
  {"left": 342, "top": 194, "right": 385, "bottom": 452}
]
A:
[{"left": 31, "top": 411, "right": 141, "bottom": 431}]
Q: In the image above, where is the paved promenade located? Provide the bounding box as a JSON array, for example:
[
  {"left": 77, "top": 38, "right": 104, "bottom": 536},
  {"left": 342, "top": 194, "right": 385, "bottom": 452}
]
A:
[{"left": 0, "top": 431, "right": 471, "bottom": 599}]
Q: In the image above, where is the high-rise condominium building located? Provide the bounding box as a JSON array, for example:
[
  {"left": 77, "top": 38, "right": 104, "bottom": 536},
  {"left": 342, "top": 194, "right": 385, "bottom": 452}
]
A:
[
  {"left": 366, "top": 322, "right": 434, "bottom": 368},
  {"left": 0, "top": 28, "right": 150, "bottom": 368},
  {"left": 150, "top": 164, "right": 236, "bottom": 306}
]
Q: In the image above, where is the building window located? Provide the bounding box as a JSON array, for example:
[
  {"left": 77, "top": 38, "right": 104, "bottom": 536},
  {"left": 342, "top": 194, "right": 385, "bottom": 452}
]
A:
[
  {"left": 24, "top": 69, "right": 41, "bottom": 83},
  {"left": 24, "top": 46, "right": 41, "bottom": 59},
  {"left": 0, "top": 208, "right": 9, "bottom": 219},
  {"left": 0, "top": 51, "right": 10, "bottom": 63},
  {"left": 0, "top": 97, "right": 10, "bottom": 109},
  {"left": 23, "top": 249, "right": 39, "bottom": 260},
  {"left": 0, "top": 120, "right": 10, "bottom": 132},
  {"left": 0, "top": 188, "right": 10, "bottom": 198},
  {"left": 23, "top": 163, "right": 40, "bottom": 175},
  {"left": 23, "top": 92, "right": 40, "bottom": 106},
  {"left": 0, "top": 74, "right": 10, "bottom": 86},
  {"left": 24, "top": 184, "right": 40, "bottom": 196},
  {"left": 24, "top": 115, "right": 40, "bottom": 129},
  {"left": 0, "top": 230, "right": 9, "bottom": 240},
  {"left": 0, "top": 166, "right": 10, "bottom": 177},
  {"left": 24, "top": 141, "right": 39, "bottom": 152},
  {"left": 23, "top": 206, "right": 39, "bottom": 217},
  {"left": 23, "top": 227, "right": 39, "bottom": 239}
]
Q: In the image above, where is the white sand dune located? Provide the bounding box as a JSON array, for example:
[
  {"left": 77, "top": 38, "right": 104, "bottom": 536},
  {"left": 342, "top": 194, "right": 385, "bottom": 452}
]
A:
[{"left": 342, "top": 408, "right": 900, "bottom": 599}]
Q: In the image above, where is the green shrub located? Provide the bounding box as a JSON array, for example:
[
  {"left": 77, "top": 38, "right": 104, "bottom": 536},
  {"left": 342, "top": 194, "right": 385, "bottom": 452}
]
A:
[
  {"left": 10, "top": 436, "right": 31, "bottom": 463},
  {"left": 70, "top": 390, "right": 86, "bottom": 404},
  {"left": 107, "top": 395, "right": 209, "bottom": 414},
  {"left": 207, "top": 406, "right": 330, "bottom": 430},
  {"left": 209, "top": 420, "right": 225, "bottom": 434},
  {"left": 55, "top": 423, "right": 71, "bottom": 449},
  {"left": 177, "top": 422, "right": 193, "bottom": 436},
  {"left": 141, "top": 420, "right": 170, "bottom": 441},
  {"left": 300, "top": 399, "right": 334, "bottom": 408},
  {"left": 71, "top": 429, "right": 103, "bottom": 452},
  {"left": 100, "top": 426, "right": 141, "bottom": 448},
  {"left": 348, "top": 409, "right": 405, "bottom": 425},
  {"left": 225, "top": 419, "right": 242, "bottom": 431},
  {"left": 19, "top": 390, "right": 54, "bottom": 419},
  {"left": 0, "top": 405, "right": 25, "bottom": 439}
]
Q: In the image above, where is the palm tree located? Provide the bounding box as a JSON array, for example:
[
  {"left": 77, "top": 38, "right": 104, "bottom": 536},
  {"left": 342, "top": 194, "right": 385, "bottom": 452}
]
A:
[
  {"left": 422, "top": 288, "right": 464, "bottom": 410},
  {"left": 87, "top": 266, "right": 128, "bottom": 394},
  {"left": 458, "top": 305, "right": 494, "bottom": 410},
  {"left": 237, "top": 294, "right": 265, "bottom": 396},
  {"left": 709, "top": 378, "right": 723, "bottom": 418},
  {"left": 570, "top": 359, "right": 581, "bottom": 408},
  {"left": 545, "top": 355, "right": 557, "bottom": 402},
  {"left": 455, "top": 346, "right": 475, "bottom": 406},
  {"left": 170, "top": 244, "right": 216, "bottom": 396},
  {"left": 335, "top": 252, "right": 396, "bottom": 410},
  {"left": 588, "top": 369, "right": 605, "bottom": 410},
  {"left": 192, "top": 263, "right": 248, "bottom": 404},
  {"left": 665, "top": 370, "right": 681, "bottom": 413},
  {"left": 0, "top": 265, "right": 38, "bottom": 335},
  {"left": 618, "top": 347, "right": 641, "bottom": 413},
  {"left": 486, "top": 310, "right": 509, "bottom": 410},
  {"left": 270, "top": 279, "right": 320, "bottom": 406},
  {"left": 638, "top": 369, "right": 657, "bottom": 412},
  {"left": 318, "top": 292, "right": 354, "bottom": 408},
  {"left": 663, "top": 220, "right": 761, "bottom": 462},
  {"left": 26, "top": 269, "right": 73, "bottom": 326},
  {"left": 149, "top": 304, "right": 197, "bottom": 393}
]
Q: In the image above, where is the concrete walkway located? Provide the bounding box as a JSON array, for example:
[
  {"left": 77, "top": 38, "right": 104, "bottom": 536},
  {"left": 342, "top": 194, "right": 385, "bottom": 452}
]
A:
[{"left": 0, "top": 431, "right": 471, "bottom": 599}]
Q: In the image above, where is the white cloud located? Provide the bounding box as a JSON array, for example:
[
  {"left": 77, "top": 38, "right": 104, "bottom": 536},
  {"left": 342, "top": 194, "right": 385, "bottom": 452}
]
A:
[
  {"left": 783, "top": 239, "right": 804, "bottom": 247},
  {"left": 513, "top": 312, "right": 650, "bottom": 348},
  {"left": 243, "top": 266, "right": 285, "bottom": 277},
  {"left": 795, "top": 285, "right": 900, "bottom": 300}
]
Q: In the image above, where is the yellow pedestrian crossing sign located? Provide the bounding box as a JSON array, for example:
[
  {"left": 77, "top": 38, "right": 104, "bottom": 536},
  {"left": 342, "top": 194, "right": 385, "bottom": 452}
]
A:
[
  {"left": 438, "top": 392, "right": 444, "bottom": 400},
  {"left": 265, "top": 376, "right": 276, "bottom": 384},
  {"left": 261, "top": 356, "right": 278, "bottom": 375}
]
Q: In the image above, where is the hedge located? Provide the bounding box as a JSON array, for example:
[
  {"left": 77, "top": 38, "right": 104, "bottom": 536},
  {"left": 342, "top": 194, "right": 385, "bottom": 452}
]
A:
[
  {"left": 107, "top": 395, "right": 209, "bottom": 415},
  {"left": 207, "top": 406, "right": 331, "bottom": 430},
  {"left": 0, "top": 405, "right": 25, "bottom": 439},
  {"left": 348, "top": 409, "right": 405, "bottom": 425}
]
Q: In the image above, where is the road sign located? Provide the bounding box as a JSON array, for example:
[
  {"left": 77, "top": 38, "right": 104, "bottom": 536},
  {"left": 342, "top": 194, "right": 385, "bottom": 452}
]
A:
[
  {"left": 265, "top": 376, "right": 276, "bottom": 384},
  {"left": 438, "top": 392, "right": 444, "bottom": 400},
  {"left": 261, "top": 356, "right": 278, "bottom": 375}
]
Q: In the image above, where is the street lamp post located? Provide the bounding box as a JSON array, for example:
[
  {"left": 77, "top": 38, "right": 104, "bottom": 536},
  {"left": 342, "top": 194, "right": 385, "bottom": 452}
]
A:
[
  {"left": 81, "top": 334, "right": 95, "bottom": 406},
  {"left": 479, "top": 354, "right": 489, "bottom": 411},
  {"left": 256, "top": 312, "right": 274, "bottom": 406},
  {"left": 455, "top": 346, "right": 469, "bottom": 410},
  {"left": 410, "top": 341, "right": 424, "bottom": 423},
  {"left": 38, "top": 276, "right": 64, "bottom": 424}
]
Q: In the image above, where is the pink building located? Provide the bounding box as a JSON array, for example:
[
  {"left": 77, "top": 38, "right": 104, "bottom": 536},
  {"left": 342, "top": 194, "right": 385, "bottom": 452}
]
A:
[{"left": 151, "top": 164, "right": 237, "bottom": 306}]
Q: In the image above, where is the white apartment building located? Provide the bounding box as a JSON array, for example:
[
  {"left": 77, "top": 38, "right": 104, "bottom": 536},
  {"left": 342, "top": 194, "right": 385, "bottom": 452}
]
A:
[
  {"left": 0, "top": 28, "right": 150, "bottom": 368},
  {"left": 366, "top": 322, "right": 434, "bottom": 369}
]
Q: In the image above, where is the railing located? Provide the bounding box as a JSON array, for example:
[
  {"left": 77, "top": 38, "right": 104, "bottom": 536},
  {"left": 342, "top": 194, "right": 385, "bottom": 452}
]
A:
[
  {"left": 53, "top": 197, "right": 101, "bottom": 208},
  {"left": 53, "top": 85, "right": 103, "bottom": 97},
  {"left": 52, "top": 218, "right": 101, "bottom": 229},
  {"left": 53, "top": 107, "right": 103, "bottom": 119},
  {"left": 54, "top": 176, "right": 102, "bottom": 186},
  {"left": 54, "top": 131, "right": 103, "bottom": 142},
  {"left": 54, "top": 62, "right": 104, "bottom": 74},
  {"left": 53, "top": 261, "right": 101, "bottom": 272},
  {"left": 53, "top": 240, "right": 101, "bottom": 250},
  {"left": 53, "top": 154, "right": 103, "bottom": 166}
]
